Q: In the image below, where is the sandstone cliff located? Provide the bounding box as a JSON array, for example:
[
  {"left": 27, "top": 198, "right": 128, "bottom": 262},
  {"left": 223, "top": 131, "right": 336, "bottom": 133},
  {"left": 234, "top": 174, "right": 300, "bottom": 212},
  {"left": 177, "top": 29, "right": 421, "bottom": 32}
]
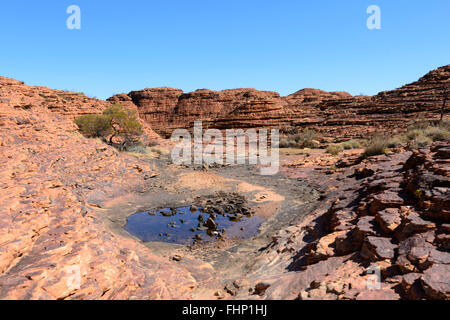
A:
[
  {"left": 109, "top": 88, "right": 289, "bottom": 137},
  {"left": 109, "top": 65, "right": 449, "bottom": 139}
]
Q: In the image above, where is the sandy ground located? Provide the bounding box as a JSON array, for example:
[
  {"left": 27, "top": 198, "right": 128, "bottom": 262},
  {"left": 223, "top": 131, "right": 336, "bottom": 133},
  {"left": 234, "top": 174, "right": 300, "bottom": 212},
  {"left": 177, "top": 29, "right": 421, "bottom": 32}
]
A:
[{"left": 177, "top": 171, "right": 235, "bottom": 190}]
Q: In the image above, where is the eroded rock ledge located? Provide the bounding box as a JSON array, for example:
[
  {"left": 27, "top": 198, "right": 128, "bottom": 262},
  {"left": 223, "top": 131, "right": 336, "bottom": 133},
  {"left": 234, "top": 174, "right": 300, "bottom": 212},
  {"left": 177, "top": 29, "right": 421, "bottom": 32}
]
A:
[{"left": 237, "top": 141, "right": 449, "bottom": 300}]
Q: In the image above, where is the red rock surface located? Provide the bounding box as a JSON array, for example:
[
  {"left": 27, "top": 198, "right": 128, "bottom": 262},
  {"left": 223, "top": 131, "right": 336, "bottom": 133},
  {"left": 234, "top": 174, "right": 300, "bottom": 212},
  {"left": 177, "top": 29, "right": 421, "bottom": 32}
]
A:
[
  {"left": 109, "top": 88, "right": 288, "bottom": 137},
  {"left": 1, "top": 69, "right": 449, "bottom": 300},
  {"left": 0, "top": 77, "right": 159, "bottom": 141},
  {"left": 109, "top": 65, "right": 449, "bottom": 139},
  {"left": 255, "top": 140, "right": 450, "bottom": 300},
  {"left": 0, "top": 78, "right": 215, "bottom": 299},
  {"left": 218, "top": 140, "right": 449, "bottom": 301}
]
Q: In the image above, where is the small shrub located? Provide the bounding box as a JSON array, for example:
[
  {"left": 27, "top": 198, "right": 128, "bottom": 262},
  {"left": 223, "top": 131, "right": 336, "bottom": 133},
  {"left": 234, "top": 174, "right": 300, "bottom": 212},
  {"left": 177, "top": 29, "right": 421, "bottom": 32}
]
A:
[
  {"left": 326, "top": 144, "right": 343, "bottom": 156},
  {"left": 74, "top": 114, "right": 112, "bottom": 138},
  {"left": 150, "top": 146, "right": 170, "bottom": 157},
  {"left": 279, "top": 138, "right": 298, "bottom": 148},
  {"left": 327, "top": 139, "right": 362, "bottom": 154},
  {"left": 423, "top": 126, "right": 449, "bottom": 141},
  {"left": 406, "top": 129, "right": 422, "bottom": 141},
  {"left": 279, "top": 129, "right": 320, "bottom": 149},
  {"left": 438, "top": 120, "right": 450, "bottom": 131},
  {"left": 296, "top": 129, "right": 319, "bottom": 148},
  {"left": 342, "top": 141, "right": 353, "bottom": 150},
  {"left": 349, "top": 139, "right": 363, "bottom": 148},
  {"left": 387, "top": 137, "right": 403, "bottom": 148},
  {"left": 414, "top": 189, "right": 423, "bottom": 199},
  {"left": 364, "top": 137, "right": 388, "bottom": 156},
  {"left": 409, "top": 135, "right": 432, "bottom": 148},
  {"left": 407, "top": 120, "right": 430, "bottom": 131},
  {"left": 74, "top": 104, "right": 143, "bottom": 148}
]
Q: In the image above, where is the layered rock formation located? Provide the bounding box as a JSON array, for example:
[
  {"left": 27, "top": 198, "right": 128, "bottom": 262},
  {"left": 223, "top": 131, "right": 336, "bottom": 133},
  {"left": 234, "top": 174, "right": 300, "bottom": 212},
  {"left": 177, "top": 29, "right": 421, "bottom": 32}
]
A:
[
  {"left": 0, "top": 77, "right": 159, "bottom": 141},
  {"left": 109, "top": 88, "right": 288, "bottom": 137},
  {"left": 109, "top": 65, "right": 449, "bottom": 139},
  {"left": 0, "top": 77, "right": 110, "bottom": 118},
  {"left": 308, "top": 65, "right": 450, "bottom": 139}
]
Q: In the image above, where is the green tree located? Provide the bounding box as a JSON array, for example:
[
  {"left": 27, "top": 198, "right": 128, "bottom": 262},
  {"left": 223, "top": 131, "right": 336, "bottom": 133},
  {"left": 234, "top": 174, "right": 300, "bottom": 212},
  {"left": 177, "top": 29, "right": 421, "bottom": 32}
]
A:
[
  {"left": 74, "top": 104, "right": 143, "bottom": 149},
  {"left": 74, "top": 114, "right": 112, "bottom": 138},
  {"left": 103, "top": 104, "right": 143, "bottom": 146}
]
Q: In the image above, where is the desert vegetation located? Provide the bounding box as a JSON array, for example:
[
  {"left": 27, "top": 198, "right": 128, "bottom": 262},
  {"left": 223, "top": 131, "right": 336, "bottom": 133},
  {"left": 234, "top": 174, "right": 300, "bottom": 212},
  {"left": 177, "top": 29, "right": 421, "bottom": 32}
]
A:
[
  {"left": 325, "top": 120, "right": 450, "bottom": 157},
  {"left": 279, "top": 128, "right": 320, "bottom": 148},
  {"left": 74, "top": 104, "right": 143, "bottom": 150},
  {"left": 326, "top": 139, "right": 364, "bottom": 155}
]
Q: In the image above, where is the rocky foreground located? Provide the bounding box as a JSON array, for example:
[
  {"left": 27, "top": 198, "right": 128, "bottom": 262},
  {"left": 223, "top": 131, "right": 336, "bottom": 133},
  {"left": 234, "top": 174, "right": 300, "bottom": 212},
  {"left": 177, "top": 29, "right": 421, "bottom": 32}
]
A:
[
  {"left": 0, "top": 72, "right": 448, "bottom": 300},
  {"left": 231, "top": 141, "right": 449, "bottom": 300},
  {"left": 0, "top": 77, "right": 216, "bottom": 299}
]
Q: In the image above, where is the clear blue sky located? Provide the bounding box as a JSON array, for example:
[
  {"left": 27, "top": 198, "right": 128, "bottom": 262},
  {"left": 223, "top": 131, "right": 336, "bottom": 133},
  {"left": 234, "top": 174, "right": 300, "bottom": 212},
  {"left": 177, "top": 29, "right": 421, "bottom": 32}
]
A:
[{"left": 1, "top": 0, "right": 449, "bottom": 99}]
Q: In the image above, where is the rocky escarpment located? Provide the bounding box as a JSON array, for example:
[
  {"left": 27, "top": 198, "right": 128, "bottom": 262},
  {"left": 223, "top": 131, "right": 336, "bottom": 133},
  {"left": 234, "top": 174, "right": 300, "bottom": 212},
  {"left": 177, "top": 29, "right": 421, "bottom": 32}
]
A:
[
  {"left": 109, "top": 88, "right": 288, "bottom": 137},
  {"left": 109, "top": 65, "right": 449, "bottom": 139},
  {"left": 0, "top": 77, "right": 108, "bottom": 118},
  {"left": 0, "top": 77, "right": 159, "bottom": 140},
  {"left": 306, "top": 65, "right": 450, "bottom": 139}
]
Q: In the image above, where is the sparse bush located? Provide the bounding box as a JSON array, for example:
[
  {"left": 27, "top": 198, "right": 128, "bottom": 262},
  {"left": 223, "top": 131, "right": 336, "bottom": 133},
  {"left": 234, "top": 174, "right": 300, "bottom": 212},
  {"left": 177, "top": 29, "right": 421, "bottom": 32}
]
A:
[
  {"left": 280, "top": 129, "right": 320, "bottom": 148},
  {"left": 364, "top": 137, "right": 388, "bottom": 156},
  {"left": 326, "top": 139, "right": 362, "bottom": 154},
  {"left": 406, "top": 129, "right": 422, "bottom": 141},
  {"left": 414, "top": 189, "right": 423, "bottom": 199},
  {"left": 295, "top": 129, "right": 319, "bottom": 148},
  {"left": 407, "top": 119, "right": 431, "bottom": 131},
  {"left": 150, "top": 146, "right": 170, "bottom": 157},
  {"left": 423, "top": 126, "right": 449, "bottom": 141},
  {"left": 74, "top": 104, "right": 143, "bottom": 149},
  {"left": 402, "top": 122, "right": 449, "bottom": 149},
  {"left": 349, "top": 139, "right": 363, "bottom": 148},
  {"left": 342, "top": 141, "right": 353, "bottom": 150},
  {"left": 439, "top": 120, "right": 450, "bottom": 131},
  {"left": 387, "top": 136, "right": 403, "bottom": 148},
  {"left": 279, "top": 138, "right": 298, "bottom": 148},
  {"left": 326, "top": 144, "right": 343, "bottom": 156},
  {"left": 74, "top": 114, "right": 112, "bottom": 138},
  {"left": 408, "top": 135, "right": 432, "bottom": 148}
]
